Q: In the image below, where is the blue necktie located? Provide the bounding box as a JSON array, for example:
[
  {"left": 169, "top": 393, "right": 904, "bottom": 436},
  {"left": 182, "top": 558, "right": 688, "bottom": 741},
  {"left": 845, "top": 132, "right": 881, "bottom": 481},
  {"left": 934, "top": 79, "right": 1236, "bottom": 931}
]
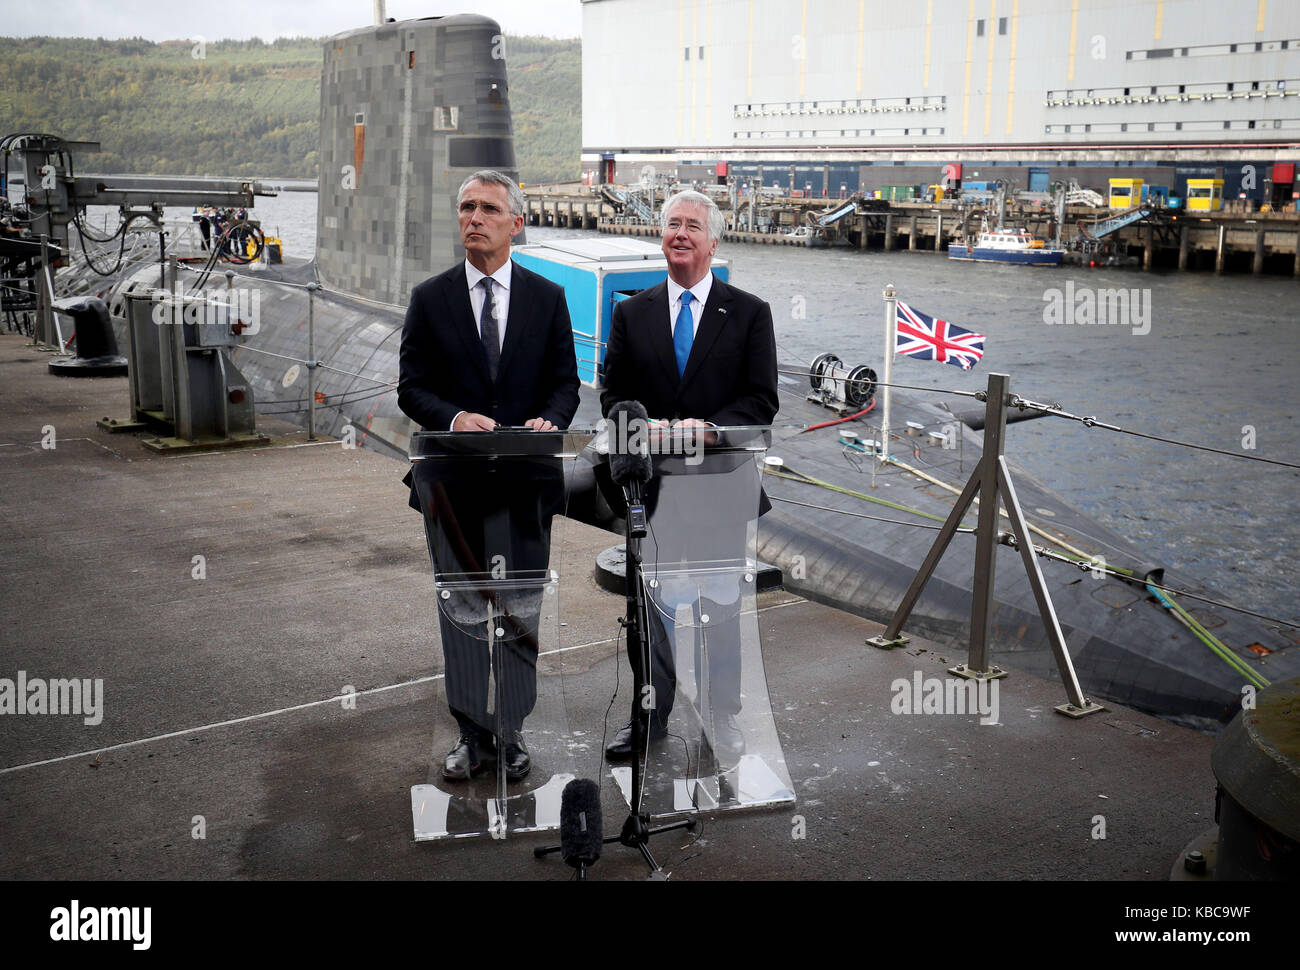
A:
[{"left": 673, "top": 290, "right": 694, "bottom": 378}]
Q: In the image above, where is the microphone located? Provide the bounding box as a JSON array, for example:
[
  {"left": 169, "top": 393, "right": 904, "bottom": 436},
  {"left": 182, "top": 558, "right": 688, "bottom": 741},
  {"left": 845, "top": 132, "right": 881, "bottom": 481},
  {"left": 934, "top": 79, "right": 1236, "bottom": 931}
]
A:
[
  {"left": 607, "top": 400, "right": 653, "bottom": 487},
  {"left": 606, "top": 400, "right": 653, "bottom": 538},
  {"left": 559, "top": 778, "right": 603, "bottom": 874}
]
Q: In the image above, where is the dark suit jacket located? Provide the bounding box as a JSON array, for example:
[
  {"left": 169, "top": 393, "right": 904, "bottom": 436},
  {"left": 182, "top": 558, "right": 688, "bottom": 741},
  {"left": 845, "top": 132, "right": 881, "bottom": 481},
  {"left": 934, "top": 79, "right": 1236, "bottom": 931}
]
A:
[
  {"left": 399, "top": 259, "right": 579, "bottom": 431},
  {"left": 399, "top": 259, "right": 580, "bottom": 509},
  {"left": 600, "top": 274, "right": 778, "bottom": 517},
  {"left": 600, "top": 275, "right": 777, "bottom": 427}
]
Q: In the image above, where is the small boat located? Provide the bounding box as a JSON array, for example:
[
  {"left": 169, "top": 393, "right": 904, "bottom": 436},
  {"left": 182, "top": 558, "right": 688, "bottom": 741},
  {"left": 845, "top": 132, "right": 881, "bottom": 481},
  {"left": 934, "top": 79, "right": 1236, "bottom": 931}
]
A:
[
  {"left": 781, "top": 225, "right": 828, "bottom": 247},
  {"left": 948, "top": 227, "right": 1064, "bottom": 265}
]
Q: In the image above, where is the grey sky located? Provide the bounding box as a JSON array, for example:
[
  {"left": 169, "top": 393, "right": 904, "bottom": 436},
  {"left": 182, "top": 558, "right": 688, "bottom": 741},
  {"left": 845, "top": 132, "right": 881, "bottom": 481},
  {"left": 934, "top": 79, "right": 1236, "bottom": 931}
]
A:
[{"left": 4, "top": 0, "right": 583, "bottom": 41}]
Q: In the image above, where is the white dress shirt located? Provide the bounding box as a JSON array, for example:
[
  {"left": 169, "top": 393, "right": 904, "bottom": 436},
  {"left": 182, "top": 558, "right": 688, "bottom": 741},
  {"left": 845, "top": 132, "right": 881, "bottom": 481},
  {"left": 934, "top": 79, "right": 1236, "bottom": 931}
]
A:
[
  {"left": 666, "top": 271, "right": 713, "bottom": 343},
  {"left": 664, "top": 273, "right": 718, "bottom": 428},
  {"left": 464, "top": 258, "right": 512, "bottom": 351},
  {"left": 451, "top": 259, "right": 514, "bottom": 428}
]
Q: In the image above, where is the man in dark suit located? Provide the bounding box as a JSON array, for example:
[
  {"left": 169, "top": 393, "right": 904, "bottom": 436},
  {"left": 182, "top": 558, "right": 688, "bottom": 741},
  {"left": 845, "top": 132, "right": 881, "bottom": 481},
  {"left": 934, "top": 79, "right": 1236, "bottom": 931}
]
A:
[
  {"left": 399, "top": 169, "right": 579, "bottom": 782},
  {"left": 600, "top": 189, "right": 778, "bottom": 762}
]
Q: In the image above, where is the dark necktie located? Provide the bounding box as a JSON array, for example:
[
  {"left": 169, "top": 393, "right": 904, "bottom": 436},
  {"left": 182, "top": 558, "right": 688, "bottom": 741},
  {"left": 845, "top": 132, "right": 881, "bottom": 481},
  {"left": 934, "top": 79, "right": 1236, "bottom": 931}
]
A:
[
  {"left": 479, "top": 277, "right": 500, "bottom": 381},
  {"left": 673, "top": 290, "right": 694, "bottom": 378}
]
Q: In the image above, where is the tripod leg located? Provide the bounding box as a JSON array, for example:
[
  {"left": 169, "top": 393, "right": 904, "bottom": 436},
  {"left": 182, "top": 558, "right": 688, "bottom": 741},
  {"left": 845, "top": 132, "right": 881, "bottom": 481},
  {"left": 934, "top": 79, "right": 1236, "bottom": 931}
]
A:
[
  {"left": 868, "top": 468, "right": 981, "bottom": 647},
  {"left": 996, "top": 457, "right": 1103, "bottom": 716}
]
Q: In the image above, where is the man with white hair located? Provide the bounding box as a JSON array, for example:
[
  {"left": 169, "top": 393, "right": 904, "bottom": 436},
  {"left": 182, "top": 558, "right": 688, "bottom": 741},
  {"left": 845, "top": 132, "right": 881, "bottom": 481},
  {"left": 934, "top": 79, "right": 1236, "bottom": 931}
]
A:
[{"left": 600, "top": 189, "right": 778, "bottom": 761}]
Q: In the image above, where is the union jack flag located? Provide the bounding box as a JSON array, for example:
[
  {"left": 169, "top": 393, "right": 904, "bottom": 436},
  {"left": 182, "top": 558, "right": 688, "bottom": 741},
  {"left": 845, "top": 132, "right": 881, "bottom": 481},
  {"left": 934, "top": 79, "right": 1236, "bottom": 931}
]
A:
[{"left": 895, "top": 301, "right": 986, "bottom": 371}]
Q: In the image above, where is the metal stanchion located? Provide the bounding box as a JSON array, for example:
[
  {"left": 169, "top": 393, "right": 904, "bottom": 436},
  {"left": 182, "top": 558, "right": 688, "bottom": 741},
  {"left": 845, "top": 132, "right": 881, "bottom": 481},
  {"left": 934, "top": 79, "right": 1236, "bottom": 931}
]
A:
[
  {"left": 306, "top": 281, "right": 320, "bottom": 440},
  {"left": 965, "top": 372, "right": 1008, "bottom": 677},
  {"left": 880, "top": 284, "right": 897, "bottom": 463},
  {"left": 867, "top": 371, "right": 1105, "bottom": 718},
  {"left": 33, "top": 234, "right": 59, "bottom": 350}
]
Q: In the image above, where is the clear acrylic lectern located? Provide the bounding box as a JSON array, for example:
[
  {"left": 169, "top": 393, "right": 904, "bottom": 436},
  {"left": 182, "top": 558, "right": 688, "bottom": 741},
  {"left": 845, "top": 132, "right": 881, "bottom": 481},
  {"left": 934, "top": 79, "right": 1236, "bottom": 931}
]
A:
[
  {"left": 407, "top": 428, "right": 594, "bottom": 840},
  {"left": 605, "top": 426, "right": 796, "bottom": 818}
]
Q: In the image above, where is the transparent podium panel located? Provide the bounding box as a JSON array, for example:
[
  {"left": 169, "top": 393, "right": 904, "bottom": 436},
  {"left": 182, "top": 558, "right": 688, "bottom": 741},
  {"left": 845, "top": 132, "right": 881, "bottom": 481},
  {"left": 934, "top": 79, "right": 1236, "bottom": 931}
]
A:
[
  {"left": 407, "top": 429, "right": 595, "bottom": 841},
  {"left": 609, "top": 428, "right": 796, "bottom": 818}
]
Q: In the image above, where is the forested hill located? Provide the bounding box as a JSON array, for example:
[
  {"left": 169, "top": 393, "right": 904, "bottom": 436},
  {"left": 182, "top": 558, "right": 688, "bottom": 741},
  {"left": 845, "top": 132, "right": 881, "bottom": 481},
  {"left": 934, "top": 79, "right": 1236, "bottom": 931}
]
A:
[{"left": 0, "top": 35, "right": 581, "bottom": 183}]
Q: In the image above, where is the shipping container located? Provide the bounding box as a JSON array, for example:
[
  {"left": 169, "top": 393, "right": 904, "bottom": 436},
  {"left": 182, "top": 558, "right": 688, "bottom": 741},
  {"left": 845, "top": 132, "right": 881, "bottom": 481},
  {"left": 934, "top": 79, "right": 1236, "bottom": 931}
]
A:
[
  {"left": 880, "top": 185, "right": 917, "bottom": 201},
  {"left": 513, "top": 238, "right": 730, "bottom": 388}
]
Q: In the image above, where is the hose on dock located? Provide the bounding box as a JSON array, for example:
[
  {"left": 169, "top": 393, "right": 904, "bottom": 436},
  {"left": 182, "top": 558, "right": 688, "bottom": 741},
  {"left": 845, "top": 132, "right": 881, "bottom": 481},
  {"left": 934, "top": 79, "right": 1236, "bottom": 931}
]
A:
[{"left": 802, "top": 398, "right": 876, "bottom": 432}]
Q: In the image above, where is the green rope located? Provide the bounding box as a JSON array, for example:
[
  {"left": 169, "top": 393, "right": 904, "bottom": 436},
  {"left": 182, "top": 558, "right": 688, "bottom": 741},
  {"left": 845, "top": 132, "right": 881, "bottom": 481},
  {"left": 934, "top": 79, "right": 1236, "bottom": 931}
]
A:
[
  {"left": 1147, "top": 584, "right": 1269, "bottom": 690},
  {"left": 763, "top": 465, "right": 951, "bottom": 524},
  {"left": 769, "top": 457, "right": 1271, "bottom": 690}
]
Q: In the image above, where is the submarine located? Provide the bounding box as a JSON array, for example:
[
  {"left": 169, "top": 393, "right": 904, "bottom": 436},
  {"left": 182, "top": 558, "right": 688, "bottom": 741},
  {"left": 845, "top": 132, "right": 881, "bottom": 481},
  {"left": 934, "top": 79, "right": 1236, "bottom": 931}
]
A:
[{"left": 27, "top": 12, "right": 1295, "bottom": 732}]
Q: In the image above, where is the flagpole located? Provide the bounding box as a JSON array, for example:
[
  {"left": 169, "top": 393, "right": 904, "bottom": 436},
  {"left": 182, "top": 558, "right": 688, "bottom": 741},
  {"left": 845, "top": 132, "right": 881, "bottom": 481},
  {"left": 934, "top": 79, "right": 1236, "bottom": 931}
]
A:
[{"left": 881, "top": 283, "right": 897, "bottom": 464}]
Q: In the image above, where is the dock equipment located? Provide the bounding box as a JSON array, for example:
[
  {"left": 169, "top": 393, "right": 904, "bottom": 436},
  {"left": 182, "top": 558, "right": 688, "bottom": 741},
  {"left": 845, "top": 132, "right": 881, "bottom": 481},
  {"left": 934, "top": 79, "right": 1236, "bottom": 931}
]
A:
[
  {"left": 1062, "top": 180, "right": 1105, "bottom": 208},
  {"left": 47, "top": 295, "right": 126, "bottom": 376},
  {"left": 598, "top": 183, "right": 654, "bottom": 222},
  {"left": 807, "top": 352, "right": 875, "bottom": 413},
  {"left": 100, "top": 259, "right": 263, "bottom": 451},
  {"left": 809, "top": 194, "right": 864, "bottom": 227},
  {"left": 1210, "top": 675, "right": 1300, "bottom": 879},
  {"left": 1078, "top": 202, "right": 1157, "bottom": 241},
  {"left": 0, "top": 133, "right": 272, "bottom": 263}
]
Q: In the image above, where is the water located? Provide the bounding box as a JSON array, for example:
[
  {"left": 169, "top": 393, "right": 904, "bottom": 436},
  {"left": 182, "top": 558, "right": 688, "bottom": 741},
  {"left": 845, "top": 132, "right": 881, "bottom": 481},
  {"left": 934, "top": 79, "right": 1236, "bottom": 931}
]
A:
[
  {"left": 105, "top": 191, "right": 1297, "bottom": 627},
  {"left": 719, "top": 241, "right": 1299, "bottom": 634}
]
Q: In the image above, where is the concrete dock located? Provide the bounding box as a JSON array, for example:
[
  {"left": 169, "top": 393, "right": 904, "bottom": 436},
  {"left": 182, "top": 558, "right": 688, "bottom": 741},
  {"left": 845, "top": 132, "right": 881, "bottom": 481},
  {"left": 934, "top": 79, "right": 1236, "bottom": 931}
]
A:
[{"left": 0, "top": 332, "right": 1220, "bottom": 881}]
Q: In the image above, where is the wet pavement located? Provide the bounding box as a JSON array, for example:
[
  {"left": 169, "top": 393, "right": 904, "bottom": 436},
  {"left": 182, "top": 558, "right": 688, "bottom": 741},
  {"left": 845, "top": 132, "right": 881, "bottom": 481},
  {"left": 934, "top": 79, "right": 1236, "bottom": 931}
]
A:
[{"left": 0, "top": 333, "right": 1217, "bottom": 881}]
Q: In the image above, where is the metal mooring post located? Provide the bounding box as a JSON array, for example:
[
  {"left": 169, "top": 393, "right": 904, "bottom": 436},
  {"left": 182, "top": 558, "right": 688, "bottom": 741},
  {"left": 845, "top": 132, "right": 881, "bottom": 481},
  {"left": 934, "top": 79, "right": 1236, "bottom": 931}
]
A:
[
  {"left": 868, "top": 371, "right": 1104, "bottom": 719},
  {"left": 879, "top": 284, "right": 897, "bottom": 463},
  {"left": 306, "top": 281, "right": 320, "bottom": 440},
  {"left": 962, "top": 372, "right": 1010, "bottom": 679},
  {"left": 34, "top": 234, "right": 54, "bottom": 348}
]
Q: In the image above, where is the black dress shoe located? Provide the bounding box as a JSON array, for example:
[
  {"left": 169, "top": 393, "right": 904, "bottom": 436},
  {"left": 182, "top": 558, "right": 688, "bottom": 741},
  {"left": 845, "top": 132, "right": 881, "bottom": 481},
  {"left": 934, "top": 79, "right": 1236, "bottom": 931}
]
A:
[
  {"left": 605, "top": 720, "right": 669, "bottom": 760},
  {"left": 442, "top": 734, "right": 492, "bottom": 781},
  {"left": 502, "top": 735, "right": 530, "bottom": 781}
]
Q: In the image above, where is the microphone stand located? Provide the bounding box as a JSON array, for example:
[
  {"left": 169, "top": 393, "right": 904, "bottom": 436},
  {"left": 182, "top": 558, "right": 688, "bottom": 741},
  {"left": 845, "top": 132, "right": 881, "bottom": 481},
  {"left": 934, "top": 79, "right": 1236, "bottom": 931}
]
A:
[
  {"left": 534, "top": 469, "right": 696, "bottom": 877},
  {"left": 613, "top": 475, "right": 697, "bottom": 875}
]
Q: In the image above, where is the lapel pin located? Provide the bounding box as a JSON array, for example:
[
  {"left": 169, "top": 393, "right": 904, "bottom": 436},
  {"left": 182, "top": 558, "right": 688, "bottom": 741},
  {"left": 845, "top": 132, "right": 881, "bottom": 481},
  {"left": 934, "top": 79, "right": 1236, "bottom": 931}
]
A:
[{"left": 718, "top": 307, "right": 727, "bottom": 315}]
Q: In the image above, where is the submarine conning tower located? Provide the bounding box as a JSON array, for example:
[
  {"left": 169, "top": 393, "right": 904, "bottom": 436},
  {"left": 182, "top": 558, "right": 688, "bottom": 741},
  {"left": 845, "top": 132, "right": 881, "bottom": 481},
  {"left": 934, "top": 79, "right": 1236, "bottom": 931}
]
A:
[{"left": 315, "top": 15, "right": 522, "bottom": 306}]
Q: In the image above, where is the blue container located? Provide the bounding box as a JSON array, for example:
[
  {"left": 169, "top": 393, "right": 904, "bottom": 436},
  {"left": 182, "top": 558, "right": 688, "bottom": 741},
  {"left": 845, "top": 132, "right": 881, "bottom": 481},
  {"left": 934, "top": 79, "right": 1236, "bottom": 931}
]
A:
[{"left": 512, "top": 238, "right": 730, "bottom": 388}]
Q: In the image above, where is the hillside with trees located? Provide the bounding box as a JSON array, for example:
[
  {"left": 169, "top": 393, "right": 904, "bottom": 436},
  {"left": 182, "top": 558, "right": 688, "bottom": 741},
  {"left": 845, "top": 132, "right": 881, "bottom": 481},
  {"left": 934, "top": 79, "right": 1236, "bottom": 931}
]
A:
[{"left": 0, "top": 34, "right": 581, "bottom": 183}]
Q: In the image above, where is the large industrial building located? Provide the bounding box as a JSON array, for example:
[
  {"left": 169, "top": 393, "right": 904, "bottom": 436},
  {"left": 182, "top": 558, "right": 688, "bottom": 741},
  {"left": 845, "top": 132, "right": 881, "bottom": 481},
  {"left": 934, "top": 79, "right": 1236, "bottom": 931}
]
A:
[{"left": 580, "top": 0, "right": 1300, "bottom": 200}]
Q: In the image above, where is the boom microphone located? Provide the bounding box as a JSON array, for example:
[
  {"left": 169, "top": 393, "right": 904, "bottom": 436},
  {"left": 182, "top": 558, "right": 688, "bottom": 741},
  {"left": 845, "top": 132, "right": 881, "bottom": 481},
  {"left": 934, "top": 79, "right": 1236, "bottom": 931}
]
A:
[
  {"left": 607, "top": 400, "right": 653, "bottom": 487},
  {"left": 559, "top": 778, "right": 603, "bottom": 874}
]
